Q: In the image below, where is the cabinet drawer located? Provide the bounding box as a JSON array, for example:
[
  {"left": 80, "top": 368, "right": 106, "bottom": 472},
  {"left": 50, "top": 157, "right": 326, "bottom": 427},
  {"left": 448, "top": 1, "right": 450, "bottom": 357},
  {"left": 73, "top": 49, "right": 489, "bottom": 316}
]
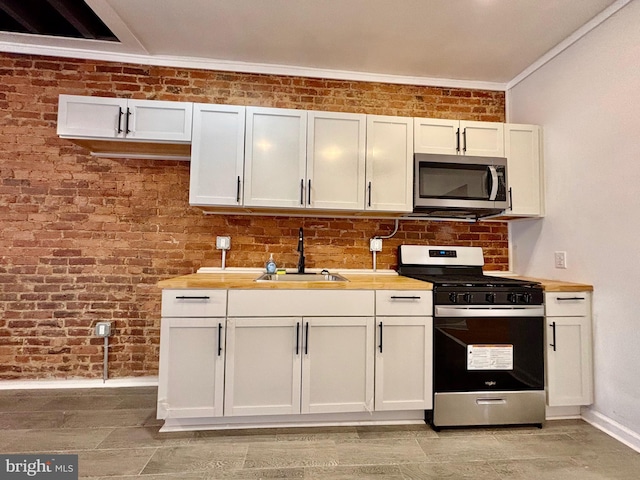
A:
[
  {"left": 228, "top": 290, "right": 374, "bottom": 317},
  {"left": 545, "top": 292, "right": 591, "bottom": 317},
  {"left": 162, "top": 289, "right": 227, "bottom": 317},
  {"left": 376, "top": 290, "right": 433, "bottom": 316}
]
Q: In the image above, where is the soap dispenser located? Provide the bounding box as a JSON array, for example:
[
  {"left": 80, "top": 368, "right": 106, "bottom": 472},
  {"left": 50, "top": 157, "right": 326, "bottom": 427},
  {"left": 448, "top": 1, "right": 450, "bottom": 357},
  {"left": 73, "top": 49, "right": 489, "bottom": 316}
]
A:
[{"left": 265, "top": 253, "right": 277, "bottom": 274}]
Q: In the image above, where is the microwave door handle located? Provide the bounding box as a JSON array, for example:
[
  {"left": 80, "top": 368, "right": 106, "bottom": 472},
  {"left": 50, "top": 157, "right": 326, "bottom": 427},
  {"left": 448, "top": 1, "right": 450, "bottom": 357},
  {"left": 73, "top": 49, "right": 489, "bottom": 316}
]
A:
[{"left": 488, "top": 166, "right": 499, "bottom": 200}]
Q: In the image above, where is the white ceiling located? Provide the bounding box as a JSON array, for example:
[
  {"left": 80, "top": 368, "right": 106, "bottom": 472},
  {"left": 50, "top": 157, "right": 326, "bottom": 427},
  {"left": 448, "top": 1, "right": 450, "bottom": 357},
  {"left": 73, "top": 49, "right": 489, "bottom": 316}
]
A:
[{"left": 0, "top": 0, "right": 631, "bottom": 90}]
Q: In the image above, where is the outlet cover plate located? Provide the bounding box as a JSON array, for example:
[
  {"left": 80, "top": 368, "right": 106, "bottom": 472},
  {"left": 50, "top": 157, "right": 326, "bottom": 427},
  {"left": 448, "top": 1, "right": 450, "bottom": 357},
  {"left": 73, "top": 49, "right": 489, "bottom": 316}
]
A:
[
  {"left": 554, "top": 251, "right": 567, "bottom": 269},
  {"left": 370, "top": 238, "right": 383, "bottom": 252},
  {"left": 95, "top": 322, "right": 111, "bottom": 337},
  {"left": 216, "top": 236, "right": 231, "bottom": 250}
]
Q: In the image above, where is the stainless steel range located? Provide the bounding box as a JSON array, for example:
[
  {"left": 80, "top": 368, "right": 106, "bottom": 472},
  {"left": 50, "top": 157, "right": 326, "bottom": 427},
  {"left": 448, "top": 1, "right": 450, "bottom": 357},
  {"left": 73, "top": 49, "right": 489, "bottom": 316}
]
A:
[{"left": 397, "top": 245, "right": 545, "bottom": 430}]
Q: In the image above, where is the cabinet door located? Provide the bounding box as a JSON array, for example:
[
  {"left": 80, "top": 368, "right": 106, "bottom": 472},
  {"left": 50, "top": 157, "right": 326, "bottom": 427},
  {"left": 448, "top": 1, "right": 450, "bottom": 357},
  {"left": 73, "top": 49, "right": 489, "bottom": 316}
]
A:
[
  {"left": 365, "top": 115, "right": 414, "bottom": 212},
  {"left": 460, "top": 121, "right": 504, "bottom": 157},
  {"left": 57, "top": 95, "right": 128, "bottom": 138},
  {"left": 126, "top": 99, "right": 193, "bottom": 142},
  {"left": 374, "top": 317, "right": 433, "bottom": 411},
  {"left": 307, "top": 111, "right": 366, "bottom": 210},
  {"left": 301, "top": 317, "right": 374, "bottom": 414},
  {"left": 546, "top": 316, "right": 593, "bottom": 406},
  {"left": 244, "top": 107, "right": 307, "bottom": 208},
  {"left": 157, "top": 317, "right": 225, "bottom": 419},
  {"left": 189, "top": 104, "right": 245, "bottom": 206},
  {"left": 414, "top": 118, "right": 459, "bottom": 155},
  {"left": 504, "top": 124, "right": 543, "bottom": 216},
  {"left": 224, "top": 317, "right": 302, "bottom": 416}
]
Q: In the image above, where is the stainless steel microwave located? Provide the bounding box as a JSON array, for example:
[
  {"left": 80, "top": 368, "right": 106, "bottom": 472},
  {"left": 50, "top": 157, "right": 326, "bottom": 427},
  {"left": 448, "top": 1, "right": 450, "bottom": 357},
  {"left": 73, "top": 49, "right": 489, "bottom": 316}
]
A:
[{"left": 413, "top": 153, "right": 509, "bottom": 217}]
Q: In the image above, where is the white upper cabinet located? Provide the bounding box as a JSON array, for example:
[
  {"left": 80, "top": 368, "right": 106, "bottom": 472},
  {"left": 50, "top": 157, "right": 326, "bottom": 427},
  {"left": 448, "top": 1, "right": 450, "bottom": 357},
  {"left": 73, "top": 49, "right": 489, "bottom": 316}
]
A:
[
  {"left": 189, "top": 104, "right": 246, "bottom": 206},
  {"left": 503, "top": 124, "right": 544, "bottom": 217},
  {"left": 57, "top": 94, "right": 192, "bottom": 142},
  {"left": 307, "top": 111, "right": 367, "bottom": 211},
  {"left": 365, "top": 115, "right": 414, "bottom": 212},
  {"left": 244, "top": 107, "right": 307, "bottom": 208},
  {"left": 414, "top": 118, "right": 504, "bottom": 157}
]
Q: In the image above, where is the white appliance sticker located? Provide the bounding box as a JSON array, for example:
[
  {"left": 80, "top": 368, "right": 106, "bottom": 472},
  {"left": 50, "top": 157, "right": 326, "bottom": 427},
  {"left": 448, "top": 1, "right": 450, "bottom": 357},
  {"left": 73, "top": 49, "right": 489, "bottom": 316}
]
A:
[{"left": 467, "top": 344, "right": 513, "bottom": 370}]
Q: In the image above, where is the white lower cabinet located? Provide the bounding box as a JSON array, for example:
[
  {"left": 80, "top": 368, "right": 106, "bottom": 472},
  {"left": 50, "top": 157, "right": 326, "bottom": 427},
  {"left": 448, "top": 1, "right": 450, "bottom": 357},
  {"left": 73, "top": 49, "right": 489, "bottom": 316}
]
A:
[
  {"left": 157, "top": 318, "right": 225, "bottom": 419},
  {"left": 157, "top": 290, "right": 227, "bottom": 419},
  {"left": 375, "top": 317, "right": 433, "bottom": 411},
  {"left": 225, "top": 316, "right": 375, "bottom": 416},
  {"left": 545, "top": 292, "right": 594, "bottom": 407},
  {"left": 224, "top": 289, "right": 376, "bottom": 416},
  {"left": 374, "top": 291, "right": 433, "bottom": 411},
  {"left": 158, "top": 287, "right": 434, "bottom": 429},
  {"left": 302, "top": 317, "right": 375, "bottom": 414},
  {"left": 224, "top": 317, "right": 301, "bottom": 416}
]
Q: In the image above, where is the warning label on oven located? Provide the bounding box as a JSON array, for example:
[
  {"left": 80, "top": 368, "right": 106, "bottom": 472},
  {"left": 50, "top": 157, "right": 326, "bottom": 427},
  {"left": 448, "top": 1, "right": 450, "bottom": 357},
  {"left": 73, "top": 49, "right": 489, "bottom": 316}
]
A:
[{"left": 467, "top": 345, "right": 513, "bottom": 370}]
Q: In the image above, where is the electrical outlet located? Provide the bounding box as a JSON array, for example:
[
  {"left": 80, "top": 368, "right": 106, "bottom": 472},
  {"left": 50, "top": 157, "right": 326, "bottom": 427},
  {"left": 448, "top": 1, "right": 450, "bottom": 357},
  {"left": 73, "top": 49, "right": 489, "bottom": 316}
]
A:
[
  {"left": 554, "top": 251, "right": 567, "bottom": 269},
  {"left": 370, "top": 238, "right": 383, "bottom": 252},
  {"left": 95, "top": 322, "right": 111, "bottom": 337},
  {"left": 216, "top": 236, "right": 231, "bottom": 250}
]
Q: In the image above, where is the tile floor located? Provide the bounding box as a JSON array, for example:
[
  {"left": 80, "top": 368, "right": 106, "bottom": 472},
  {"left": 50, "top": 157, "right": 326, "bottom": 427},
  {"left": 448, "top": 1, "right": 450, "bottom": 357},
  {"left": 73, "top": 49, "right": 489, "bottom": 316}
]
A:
[{"left": 1, "top": 386, "right": 639, "bottom": 479}]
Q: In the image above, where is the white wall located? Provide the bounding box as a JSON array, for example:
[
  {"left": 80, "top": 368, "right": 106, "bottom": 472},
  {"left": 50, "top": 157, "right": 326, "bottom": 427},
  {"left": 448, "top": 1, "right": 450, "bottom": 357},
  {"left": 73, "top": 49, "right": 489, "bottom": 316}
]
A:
[{"left": 508, "top": 0, "right": 640, "bottom": 440}]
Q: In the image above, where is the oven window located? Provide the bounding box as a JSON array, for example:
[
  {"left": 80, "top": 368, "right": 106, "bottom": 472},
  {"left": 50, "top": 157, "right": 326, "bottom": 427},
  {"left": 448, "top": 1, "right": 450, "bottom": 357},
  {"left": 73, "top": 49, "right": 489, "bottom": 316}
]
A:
[
  {"left": 434, "top": 316, "right": 544, "bottom": 392},
  {"left": 418, "top": 162, "right": 490, "bottom": 200}
]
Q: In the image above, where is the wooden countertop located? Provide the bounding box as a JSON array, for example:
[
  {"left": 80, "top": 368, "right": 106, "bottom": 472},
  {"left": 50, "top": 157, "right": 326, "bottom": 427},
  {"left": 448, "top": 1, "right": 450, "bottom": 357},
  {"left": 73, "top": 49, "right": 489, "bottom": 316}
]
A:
[
  {"left": 158, "top": 272, "right": 593, "bottom": 292},
  {"left": 512, "top": 276, "right": 593, "bottom": 292},
  {"left": 157, "top": 272, "right": 432, "bottom": 290}
]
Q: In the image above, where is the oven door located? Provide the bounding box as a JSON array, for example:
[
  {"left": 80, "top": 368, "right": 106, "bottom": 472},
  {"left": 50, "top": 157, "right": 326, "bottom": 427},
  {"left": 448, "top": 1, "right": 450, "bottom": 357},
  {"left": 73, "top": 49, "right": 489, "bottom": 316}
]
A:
[
  {"left": 433, "top": 306, "right": 544, "bottom": 393},
  {"left": 414, "top": 154, "right": 508, "bottom": 210}
]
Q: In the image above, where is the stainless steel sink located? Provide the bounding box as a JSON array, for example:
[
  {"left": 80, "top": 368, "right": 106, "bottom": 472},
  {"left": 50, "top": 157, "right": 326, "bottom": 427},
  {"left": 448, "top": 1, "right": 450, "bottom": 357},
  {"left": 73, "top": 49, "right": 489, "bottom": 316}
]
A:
[{"left": 255, "top": 272, "right": 348, "bottom": 282}]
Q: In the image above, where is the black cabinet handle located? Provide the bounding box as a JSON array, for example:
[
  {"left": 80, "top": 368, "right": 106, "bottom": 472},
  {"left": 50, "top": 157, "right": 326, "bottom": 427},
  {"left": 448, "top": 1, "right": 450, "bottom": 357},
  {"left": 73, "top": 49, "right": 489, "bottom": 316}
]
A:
[
  {"left": 462, "top": 128, "right": 467, "bottom": 153},
  {"left": 236, "top": 176, "right": 241, "bottom": 203},
  {"left": 304, "top": 321, "right": 309, "bottom": 355},
  {"left": 379, "top": 321, "right": 383, "bottom": 353},
  {"left": 367, "top": 182, "right": 372, "bottom": 207},
  {"left": 308, "top": 179, "right": 311, "bottom": 205},
  {"left": 175, "top": 296, "right": 210, "bottom": 300},
  {"left": 550, "top": 321, "right": 556, "bottom": 352},
  {"left": 456, "top": 128, "right": 460, "bottom": 152},
  {"left": 295, "top": 322, "right": 300, "bottom": 355},
  {"left": 217, "top": 323, "right": 223, "bottom": 356},
  {"left": 557, "top": 297, "right": 586, "bottom": 301},
  {"left": 300, "top": 179, "right": 304, "bottom": 205},
  {"left": 125, "top": 107, "right": 131, "bottom": 134},
  {"left": 390, "top": 295, "right": 421, "bottom": 300},
  {"left": 117, "top": 107, "right": 124, "bottom": 134}
]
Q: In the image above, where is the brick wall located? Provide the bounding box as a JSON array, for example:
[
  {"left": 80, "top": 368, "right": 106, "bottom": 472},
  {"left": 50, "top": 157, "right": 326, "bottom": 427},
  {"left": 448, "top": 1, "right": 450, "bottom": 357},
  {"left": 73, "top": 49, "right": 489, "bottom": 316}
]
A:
[{"left": 0, "top": 52, "right": 507, "bottom": 380}]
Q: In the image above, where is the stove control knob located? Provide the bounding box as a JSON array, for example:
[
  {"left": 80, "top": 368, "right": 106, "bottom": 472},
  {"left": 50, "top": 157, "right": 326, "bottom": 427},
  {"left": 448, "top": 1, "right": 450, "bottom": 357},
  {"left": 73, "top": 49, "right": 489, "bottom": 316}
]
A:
[
  {"left": 448, "top": 292, "right": 458, "bottom": 304},
  {"left": 507, "top": 293, "right": 519, "bottom": 303},
  {"left": 463, "top": 293, "right": 473, "bottom": 303},
  {"left": 522, "top": 293, "right": 532, "bottom": 304},
  {"left": 485, "top": 293, "right": 496, "bottom": 304}
]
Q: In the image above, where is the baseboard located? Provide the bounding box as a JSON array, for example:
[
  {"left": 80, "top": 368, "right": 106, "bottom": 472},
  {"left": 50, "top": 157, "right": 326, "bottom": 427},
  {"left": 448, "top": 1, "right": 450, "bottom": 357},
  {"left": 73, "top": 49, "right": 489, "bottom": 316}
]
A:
[
  {"left": 0, "top": 376, "right": 158, "bottom": 390},
  {"left": 581, "top": 406, "right": 640, "bottom": 453},
  {"left": 546, "top": 404, "right": 581, "bottom": 419}
]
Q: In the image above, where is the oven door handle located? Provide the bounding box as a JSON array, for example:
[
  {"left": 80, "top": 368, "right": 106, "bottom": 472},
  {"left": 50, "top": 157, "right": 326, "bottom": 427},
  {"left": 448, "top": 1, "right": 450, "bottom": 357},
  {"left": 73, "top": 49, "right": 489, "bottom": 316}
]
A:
[
  {"left": 488, "top": 166, "right": 499, "bottom": 201},
  {"left": 435, "top": 305, "right": 544, "bottom": 317}
]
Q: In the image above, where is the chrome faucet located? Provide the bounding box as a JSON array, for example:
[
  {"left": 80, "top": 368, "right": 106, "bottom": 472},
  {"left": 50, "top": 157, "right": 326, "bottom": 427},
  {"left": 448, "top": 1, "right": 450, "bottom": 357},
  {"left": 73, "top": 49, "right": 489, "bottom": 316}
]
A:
[{"left": 297, "top": 227, "right": 305, "bottom": 273}]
